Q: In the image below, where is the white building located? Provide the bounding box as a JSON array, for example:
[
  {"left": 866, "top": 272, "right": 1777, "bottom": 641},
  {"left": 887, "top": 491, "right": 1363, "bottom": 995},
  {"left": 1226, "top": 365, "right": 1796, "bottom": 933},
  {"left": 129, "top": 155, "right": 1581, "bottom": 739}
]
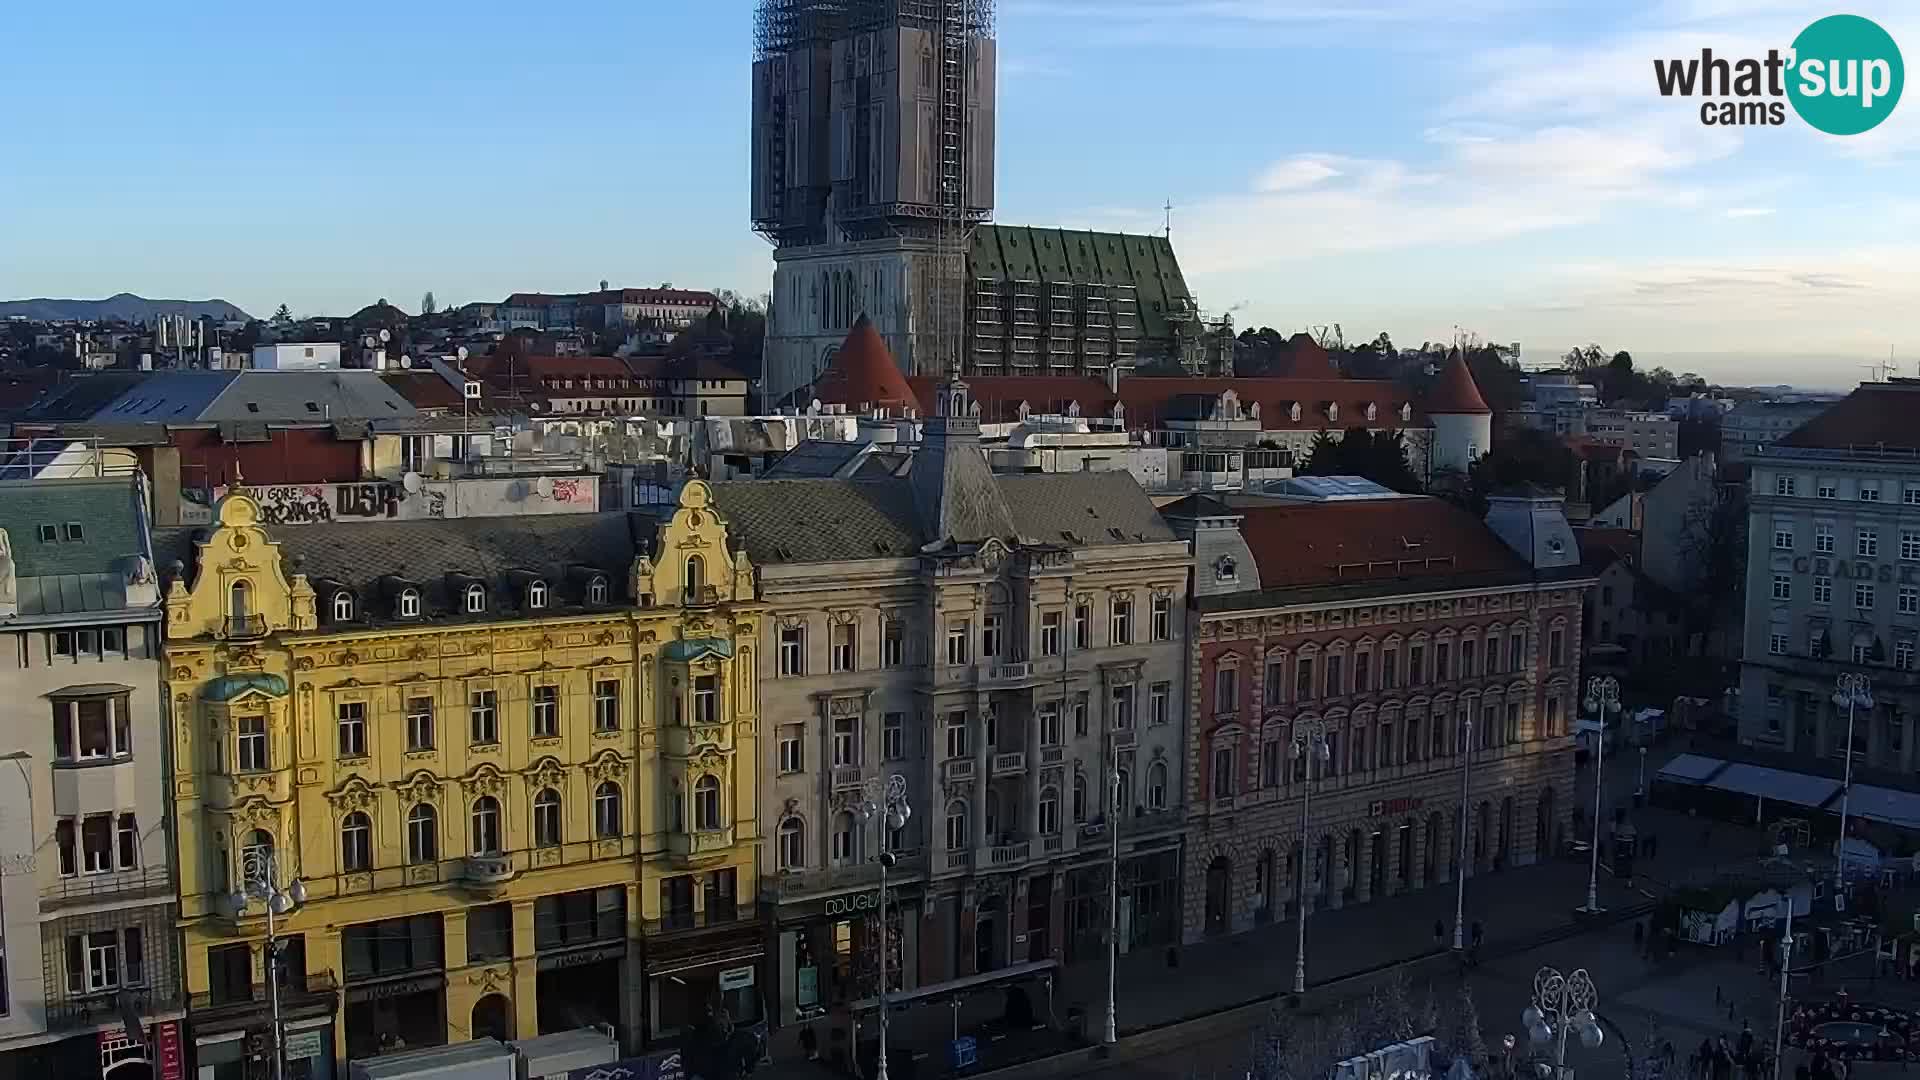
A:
[{"left": 251, "top": 342, "right": 342, "bottom": 371}]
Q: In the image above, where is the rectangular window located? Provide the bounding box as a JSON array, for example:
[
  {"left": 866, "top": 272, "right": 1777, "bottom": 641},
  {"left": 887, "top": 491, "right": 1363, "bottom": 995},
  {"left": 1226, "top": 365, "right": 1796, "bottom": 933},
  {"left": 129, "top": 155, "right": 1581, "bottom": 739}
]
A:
[
  {"left": 1039, "top": 701, "right": 1063, "bottom": 747},
  {"left": 831, "top": 717, "right": 857, "bottom": 768},
  {"left": 1109, "top": 598, "right": 1133, "bottom": 645},
  {"left": 1902, "top": 586, "right": 1920, "bottom": 615},
  {"left": 1819, "top": 481, "right": 1837, "bottom": 499},
  {"left": 1772, "top": 574, "right": 1792, "bottom": 601},
  {"left": 1381, "top": 650, "right": 1398, "bottom": 689},
  {"left": 1073, "top": 692, "right": 1089, "bottom": 737},
  {"left": 1073, "top": 603, "right": 1091, "bottom": 650},
  {"left": 1907, "top": 484, "right": 1920, "bottom": 506},
  {"left": 692, "top": 675, "right": 719, "bottom": 724},
  {"left": 1510, "top": 634, "right": 1525, "bottom": 671},
  {"left": 1212, "top": 747, "right": 1235, "bottom": 799},
  {"left": 1039, "top": 612, "right": 1062, "bottom": 657},
  {"left": 1903, "top": 531, "right": 1920, "bottom": 561},
  {"left": 1545, "top": 697, "right": 1562, "bottom": 735},
  {"left": 830, "top": 623, "right": 856, "bottom": 672},
  {"left": 1151, "top": 681, "right": 1171, "bottom": 726},
  {"left": 779, "top": 626, "right": 805, "bottom": 676},
  {"left": 406, "top": 696, "right": 435, "bottom": 750},
  {"left": 81, "top": 814, "right": 113, "bottom": 874},
  {"left": 981, "top": 615, "right": 1002, "bottom": 660},
  {"left": 57, "top": 819, "right": 76, "bottom": 876},
  {"left": 1261, "top": 740, "right": 1282, "bottom": 787},
  {"left": 1769, "top": 633, "right": 1788, "bottom": 656},
  {"left": 1215, "top": 667, "right": 1238, "bottom": 714},
  {"left": 1353, "top": 651, "right": 1372, "bottom": 692},
  {"left": 883, "top": 712, "right": 905, "bottom": 761},
  {"left": 54, "top": 697, "right": 131, "bottom": 762},
  {"left": 945, "top": 622, "right": 969, "bottom": 665},
  {"left": 1773, "top": 527, "right": 1794, "bottom": 550},
  {"left": 336, "top": 701, "right": 367, "bottom": 758},
  {"left": 1548, "top": 629, "right": 1565, "bottom": 666},
  {"left": 1296, "top": 656, "right": 1315, "bottom": 700},
  {"left": 944, "top": 710, "right": 969, "bottom": 760},
  {"left": 1859, "top": 529, "right": 1880, "bottom": 558},
  {"left": 592, "top": 681, "right": 619, "bottom": 731},
  {"left": 1857, "top": 582, "right": 1876, "bottom": 611},
  {"left": 68, "top": 931, "right": 122, "bottom": 992},
  {"left": 1776, "top": 475, "right": 1796, "bottom": 496},
  {"left": 237, "top": 715, "right": 269, "bottom": 771},
  {"left": 1900, "top": 642, "right": 1916, "bottom": 671},
  {"left": 1860, "top": 482, "right": 1882, "bottom": 502},
  {"left": 467, "top": 904, "right": 513, "bottom": 964},
  {"left": 881, "top": 618, "right": 904, "bottom": 667},
  {"left": 470, "top": 689, "right": 499, "bottom": 745},
  {"left": 1151, "top": 595, "right": 1171, "bottom": 641},
  {"left": 1266, "top": 660, "right": 1286, "bottom": 704},
  {"left": 1814, "top": 576, "right": 1834, "bottom": 605},
  {"left": 778, "top": 724, "right": 804, "bottom": 774},
  {"left": 1816, "top": 523, "right": 1835, "bottom": 553},
  {"left": 1112, "top": 684, "right": 1135, "bottom": 729},
  {"left": 1409, "top": 645, "right": 1425, "bottom": 685},
  {"left": 117, "top": 813, "right": 138, "bottom": 869},
  {"left": 1326, "top": 654, "right": 1345, "bottom": 696}
]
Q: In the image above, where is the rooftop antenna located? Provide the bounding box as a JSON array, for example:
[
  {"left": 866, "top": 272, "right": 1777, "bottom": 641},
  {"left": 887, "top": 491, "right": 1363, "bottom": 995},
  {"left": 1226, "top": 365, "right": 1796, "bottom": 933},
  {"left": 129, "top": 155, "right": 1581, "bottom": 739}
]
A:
[{"left": 1163, "top": 198, "right": 1173, "bottom": 240}]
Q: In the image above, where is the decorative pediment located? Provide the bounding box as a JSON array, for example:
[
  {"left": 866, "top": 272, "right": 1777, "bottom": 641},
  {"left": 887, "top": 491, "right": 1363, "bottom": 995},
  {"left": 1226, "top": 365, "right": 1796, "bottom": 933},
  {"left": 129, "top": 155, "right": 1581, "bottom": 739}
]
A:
[
  {"left": 693, "top": 746, "right": 729, "bottom": 770},
  {"left": 586, "top": 749, "right": 632, "bottom": 783},
  {"left": 523, "top": 755, "right": 568, "bottom": 789},
  {"left": 327, "top": 776, "right": 379, "bottom": 813},
  {"left": 393, "top": 770, "right": 443, "bottom": 804},
  {"left": 230, "top": 795, "right": 279, "bottom": 826},
  {"left": 461, "top": 762, "right": 507, "bottom": 796}
]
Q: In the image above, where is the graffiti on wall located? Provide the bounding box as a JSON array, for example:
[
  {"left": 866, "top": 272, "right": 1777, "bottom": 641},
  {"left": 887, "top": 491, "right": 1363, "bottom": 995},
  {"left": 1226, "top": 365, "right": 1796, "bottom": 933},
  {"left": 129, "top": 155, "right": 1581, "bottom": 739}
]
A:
[{"left": 255, "top": 485, "right": 335, "bottom": 525}]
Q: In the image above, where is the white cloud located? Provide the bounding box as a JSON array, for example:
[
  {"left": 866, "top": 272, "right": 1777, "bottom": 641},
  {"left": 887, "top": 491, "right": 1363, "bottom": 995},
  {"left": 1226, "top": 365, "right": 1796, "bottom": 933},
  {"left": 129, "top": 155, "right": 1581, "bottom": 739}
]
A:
[
  {"left": 1723, "top": 206, "right": 1775, "bottom": 218},
  {"left": 1254, "top": 155, "right": 1345, "bottom": 192}
]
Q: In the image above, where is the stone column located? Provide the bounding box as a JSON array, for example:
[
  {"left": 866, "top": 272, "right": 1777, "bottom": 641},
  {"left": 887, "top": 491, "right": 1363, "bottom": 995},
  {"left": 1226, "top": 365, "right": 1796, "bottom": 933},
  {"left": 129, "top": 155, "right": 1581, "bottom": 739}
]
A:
[
  {"left": 511, "top": 899, "right": 540, "bottom": 1046},
  {"left": 1025, "top": 698, "right": 1043, "bottom": 839},
  {"left": 973, "top": 695, "right": 991, "bottom": 849}
]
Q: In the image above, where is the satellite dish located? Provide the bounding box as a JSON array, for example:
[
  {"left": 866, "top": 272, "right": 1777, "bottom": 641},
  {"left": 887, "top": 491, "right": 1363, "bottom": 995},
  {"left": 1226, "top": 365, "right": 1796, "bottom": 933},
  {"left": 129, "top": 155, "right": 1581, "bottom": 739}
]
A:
[
  {"left": 378, "top": 329, "right": 391, "bottom": 343},
  {"left": 456, "top": 346, "right": 469, "bottom": 362},
  {"left": 535, "top": 476, "right": 555, "bottom": 499},
  {"left": 399, "top": 354, "right": 413, "bottom": 369},
  {"left": 363, "top": 335, "right": 377, "bottom": 349},
  {"left": 402, "top": 471, "right": 423, "bottom": 493}
]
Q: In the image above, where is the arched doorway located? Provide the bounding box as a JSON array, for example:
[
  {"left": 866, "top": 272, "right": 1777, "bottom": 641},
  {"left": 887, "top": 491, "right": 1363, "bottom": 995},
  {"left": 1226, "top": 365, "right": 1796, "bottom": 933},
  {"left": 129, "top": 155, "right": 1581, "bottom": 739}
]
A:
[
  {"left": 1204, "top": 856, "right": 1232, "bottom": 935},
  {"left": 1537, "top": 787, "right": 1556, "bottom": 860},
  {"left": 472, "top": 993, "right": 513, "bottom": 1042},
  {"left": 976, "top": 895, "right": 1003, "bottom": 973}
]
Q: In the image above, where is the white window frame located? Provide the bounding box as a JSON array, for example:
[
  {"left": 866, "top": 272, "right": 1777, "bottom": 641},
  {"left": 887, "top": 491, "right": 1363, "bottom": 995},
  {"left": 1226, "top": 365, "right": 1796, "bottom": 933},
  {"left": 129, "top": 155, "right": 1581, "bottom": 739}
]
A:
[
  {"left": 779, "top": 625, "right": 805, "bottom": 676},
  {"left": 336, "top": 701, "right": 367, "bottom": 759},
  {"left": 1856, "top": 582, "right": 1876, "bottom": 611}
]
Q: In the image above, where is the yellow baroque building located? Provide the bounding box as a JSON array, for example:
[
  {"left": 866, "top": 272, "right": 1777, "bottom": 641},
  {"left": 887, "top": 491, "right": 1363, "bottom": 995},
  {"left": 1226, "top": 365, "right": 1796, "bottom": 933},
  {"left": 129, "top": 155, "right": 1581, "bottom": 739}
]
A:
[{"left": 157, "top": 482, "right": 763, "bottom": 1080}]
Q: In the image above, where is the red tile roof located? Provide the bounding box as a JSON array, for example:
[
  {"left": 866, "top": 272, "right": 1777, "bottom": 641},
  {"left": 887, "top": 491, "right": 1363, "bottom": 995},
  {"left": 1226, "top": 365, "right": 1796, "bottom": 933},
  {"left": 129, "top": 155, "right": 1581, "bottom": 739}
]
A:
[
  {"left": 1237, "top": 497, "right": 1526, "bottom": 588},
  {"left": 903, "top": 374, "right": 1418, "bottom": 430},
  {"left": 380, "top": 371, "right": 467, "bottom": 409},
  {"left": 819, "top": 316, "right": 916, "bottom": 411},
  {"left": 1276, "top": 333, "right": 1338, "bottom": 378},
  {"left": 501, "top": 292, "right": 578, "bottom": 307},
  {"left": 1777, "top": 382, "right": 1917, "bottom": 450},
  {"left": 1572, "top": 526, "right": 1637, "bottom": 572},
  {"left": 908, "top": 375, "right": 1112, "bottom": 422},
  {"left": 1424, "top": 351, "right": 1491, "bottom": 415},
  {"left": 584, "top": 288, "right": 722, "bottom": 308}
]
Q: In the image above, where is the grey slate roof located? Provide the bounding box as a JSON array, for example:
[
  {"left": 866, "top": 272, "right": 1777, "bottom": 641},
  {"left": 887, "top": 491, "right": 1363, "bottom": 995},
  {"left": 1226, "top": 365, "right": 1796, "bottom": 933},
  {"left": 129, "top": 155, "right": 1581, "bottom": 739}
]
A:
[
  {"left": 0, "top": 477, "right": 146, "bottom": 577},
  {"left": 761, "top": 440, "right": 870, "bottom": 479},
  {"left": 15, "top": 574, "right": 130, "bottom": 617},
  {"left": 90, "top": 370, "right": 419, "bottom": 424},
  {"left": 709, "top": 469, "right": 1173, "bottom": 565},
  {"left": 157, "top": 512, "right": 646, "bottom": 629}
]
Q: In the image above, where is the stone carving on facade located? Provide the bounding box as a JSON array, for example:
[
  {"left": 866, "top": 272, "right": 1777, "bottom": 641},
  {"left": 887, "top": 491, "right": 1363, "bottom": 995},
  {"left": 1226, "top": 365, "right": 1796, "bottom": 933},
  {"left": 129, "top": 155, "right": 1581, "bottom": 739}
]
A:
[
  {"left": 522, "top": 756, "right": 568, "bottom": 790},
  {"left": 467, "top": 966, "right": 511, "bottom": 994},
  {"left": 586, "top": 750, "right": 631, "bottom": 782},
  {"left": 394, "top": 770, "right": 443, "bottom": 803},
  {"left": 461, "top": 763, "right": 507, "bottom": 796},
  {"left": 327, "top": 776, "right": 378, "bottom": 812}
]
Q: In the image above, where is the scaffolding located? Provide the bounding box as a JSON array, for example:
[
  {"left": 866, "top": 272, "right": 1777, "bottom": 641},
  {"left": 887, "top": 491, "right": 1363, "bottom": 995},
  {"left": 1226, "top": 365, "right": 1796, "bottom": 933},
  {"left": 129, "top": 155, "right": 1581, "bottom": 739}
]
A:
[{"left": 754, "top": 0, "right": 995, "bottom": 57}]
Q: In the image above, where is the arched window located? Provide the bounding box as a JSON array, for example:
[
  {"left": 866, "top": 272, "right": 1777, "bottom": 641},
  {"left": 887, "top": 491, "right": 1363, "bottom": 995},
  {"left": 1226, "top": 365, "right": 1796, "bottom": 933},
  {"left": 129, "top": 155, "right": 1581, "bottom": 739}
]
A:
[
  {"left": 777, "top": 817, "right": 805, "bottom": 871},
  {"left": 831, "top": 811, "right": 856, "bottom": 865},
  {"left": 684, "top": 555, "right": 704, "bottom": 600},
  {"left": 1039, "top": 786, "right": 1060, "bottom": 834},
  {"left": 533, "top": 788, "right": 562, "bottom": 847},
  {"left": 471, "top": 796, "right": 501, "bottom": 855},
  {"left": 527, "top": 580, "right": 548, "bottom": 610},
  {"left": 240, "top": 828, "right": 273, "bottom": 879},
  {"left": 944, "top": 799, "right": 969, "bottom": 850},
  {"left": 229, "top": 579, "right": 252, "bottom": 620},
  {"left": 588, "top": 576, "right": 609, "bottom": 605},
  {"left": 398, "top": 587, "right": 421, "bottom": 618},
  {"left": 406, "top": 804, "right": 437, "bottom": 864},
  {"left": 340, "top": 811, "right": 372, "bottom": 872},
  {"left": 1147, "top": 761, "right": 1169, "bottom": 811},
  {"left": 332, "top": 591, "right": 355, "bottom": 622},
  {"left": 594, "top": 781, "right": 622, "bottom": 838},
  {"left": 693, "top": 775, "right": 722, "bottom": 831},
  {"left": 465, "top": 583, "right": 488, "bottom": 614}
]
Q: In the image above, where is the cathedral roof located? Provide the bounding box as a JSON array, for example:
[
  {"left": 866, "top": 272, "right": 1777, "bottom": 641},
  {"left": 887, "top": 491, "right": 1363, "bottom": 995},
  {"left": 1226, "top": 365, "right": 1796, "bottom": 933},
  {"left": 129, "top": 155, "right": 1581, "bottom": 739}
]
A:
[
  {"left": 1425, "top": 351, "right": 1492, "bottom": 415},
  {"left": 816, "top": 314, "right": 915, "bottom": 412}
]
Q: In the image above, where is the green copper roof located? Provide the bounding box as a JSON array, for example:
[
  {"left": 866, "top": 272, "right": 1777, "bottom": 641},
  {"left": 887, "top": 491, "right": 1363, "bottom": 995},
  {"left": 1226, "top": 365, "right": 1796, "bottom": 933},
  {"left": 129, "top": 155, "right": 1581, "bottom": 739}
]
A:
[
  {"left": 970, "top": 224, "right": 1195, "bottom": 343},
  {"left": 203, "top": 672, "right": 289, "bottom": 701},
  {"left": 662, "top": 638, "right": 735, "bottom": 663}
]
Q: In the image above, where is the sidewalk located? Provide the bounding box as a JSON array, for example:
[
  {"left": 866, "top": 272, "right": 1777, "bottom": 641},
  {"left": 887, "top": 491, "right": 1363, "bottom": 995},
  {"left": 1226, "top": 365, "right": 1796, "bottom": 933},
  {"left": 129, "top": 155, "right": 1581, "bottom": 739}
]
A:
[{"left": 760, "top": 857, "right": 1649, "bottom": 1080}]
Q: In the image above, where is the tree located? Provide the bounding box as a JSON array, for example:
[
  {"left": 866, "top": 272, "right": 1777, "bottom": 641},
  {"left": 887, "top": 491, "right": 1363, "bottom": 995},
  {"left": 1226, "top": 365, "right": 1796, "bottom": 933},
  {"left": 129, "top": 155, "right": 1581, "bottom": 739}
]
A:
[
  {"left": 271, "top": 303, "right": 292, "bottom": 323},
  {"left": 420, "top": 291, "right": 437, "bottom": 315},
  {"left": 1303, "top": 428, "right": 1424, "bottom": 493},
  {"left": 1678, "top": 478, "right": 1747, "bottom": 660},
  {"left": 1443, "top": 984, "right": 1489, "bottom": 1072}
]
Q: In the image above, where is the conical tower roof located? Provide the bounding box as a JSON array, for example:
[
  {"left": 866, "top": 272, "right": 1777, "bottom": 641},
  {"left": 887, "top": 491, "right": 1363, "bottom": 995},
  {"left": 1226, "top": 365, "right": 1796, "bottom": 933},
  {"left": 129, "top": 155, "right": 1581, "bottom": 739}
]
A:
[
  {"left": 1427, "top": 350, "right": 1492, "bottom": 415},
  {"left": 816, "top": 314, "right": 914, "bottom": 411}
]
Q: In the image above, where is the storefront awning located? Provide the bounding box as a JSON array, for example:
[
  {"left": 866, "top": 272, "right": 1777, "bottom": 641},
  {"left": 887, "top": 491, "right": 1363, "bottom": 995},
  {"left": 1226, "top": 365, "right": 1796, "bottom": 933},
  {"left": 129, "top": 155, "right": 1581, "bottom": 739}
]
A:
[
  {"left": 848, "top": 958, "right": 1058, "bottom": 1015},
  {"left": 1705, "top": 763, "right": 1840, "bottom": 809},
  {"left": 1841, "top": 784, "right": 1920, "bottom": 831},
  {"left": 1655, "top": 753, "right": 1728, "bottom": 786}
]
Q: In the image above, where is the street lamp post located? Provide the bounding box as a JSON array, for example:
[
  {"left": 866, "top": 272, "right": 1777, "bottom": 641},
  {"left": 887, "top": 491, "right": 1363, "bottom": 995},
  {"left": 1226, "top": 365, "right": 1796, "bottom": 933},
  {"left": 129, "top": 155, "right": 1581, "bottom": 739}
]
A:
[
  {"left": 1523, "top": 966, "right": 1603, "bottom": 1080},
  {"left": 1291, "top": 718, "right": 1331, "bottom": 995},
  {"left": 1772, "top": 900, "right": 1796, "bottom": 1080},
  {"left": 1831, "top": 673, "right": 1873, "bottom": 905},
  {"left": 228, "top": 848, "right": 307, "bottom": 1080},
  {"left": 1636, "top": 745, "right": 1647, "bottom": 800},
  {"left": 857, "top": 775, "right": 912, "bottom": 1080},
  {"left": 1579, "top": 676, "right": 1621, "bottom": 914},
  {"left": 1453, "top": 708, "right": 1473, "bottom": 953},
  {"left": 1103, "top": 767, "right": 1122, "bottom": 1045}
]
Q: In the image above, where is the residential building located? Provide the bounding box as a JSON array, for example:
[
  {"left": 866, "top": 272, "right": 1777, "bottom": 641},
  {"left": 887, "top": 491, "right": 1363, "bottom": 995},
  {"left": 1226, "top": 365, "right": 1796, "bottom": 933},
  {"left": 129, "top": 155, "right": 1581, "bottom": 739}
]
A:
[
  {"left": 1722, "top": 399, "right": 1839, "bottom": 462},
  {"left": 0, "top": 473, "right": 185, "bottom": 1077},
  {"left": 1739, "top": 381, "right": 1920, "bottom": 780},
  {"left": 471, "top": 355, "right": 749, "bottom": 419},
  {"left": 709, "top": 369, "right": 1191, "bottom": 1029},
  {"left": 1575, "top": 529, "right": 1687, "bottom": 671},
  {"left": 1168, "top": 487, "right": 1590, "bottom": 939},
  {"left": 252, "top": 344, "right": 344, "bottom": 372},
  {"left": 585, "top": 290, "right": 722, "bottom": 335},
  {"left": 157, "top": 484, "right": 764, "bottom": 1076}
]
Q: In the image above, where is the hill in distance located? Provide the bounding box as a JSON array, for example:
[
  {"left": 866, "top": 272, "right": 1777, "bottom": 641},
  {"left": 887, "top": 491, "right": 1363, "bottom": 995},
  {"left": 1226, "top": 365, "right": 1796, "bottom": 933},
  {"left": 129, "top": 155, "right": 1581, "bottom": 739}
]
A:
[{"left": 0, "top": 292, "right": 252, "bottom": 322}]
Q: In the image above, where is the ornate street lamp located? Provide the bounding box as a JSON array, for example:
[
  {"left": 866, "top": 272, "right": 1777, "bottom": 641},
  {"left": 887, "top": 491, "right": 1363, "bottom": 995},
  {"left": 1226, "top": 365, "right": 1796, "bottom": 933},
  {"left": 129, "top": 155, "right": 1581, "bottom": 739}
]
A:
[
  {"left": 1291, "top": 718, "right": 1332, "bottom": 995},
  {"left": 1523, "top": 966, "right": 1602, "bottom": 1080},
  {"left": 1831, "top": 673, "right": 1873, "bottom": 905},
  {"left": 228, "top": 848, "right": 307, "bottom": 1080},
  {"left": 856, "top": 775, "right": 911, "bottom": 1080},
  {"left": 1579, "top": 676, "right": 1621, "bottom": 914}
]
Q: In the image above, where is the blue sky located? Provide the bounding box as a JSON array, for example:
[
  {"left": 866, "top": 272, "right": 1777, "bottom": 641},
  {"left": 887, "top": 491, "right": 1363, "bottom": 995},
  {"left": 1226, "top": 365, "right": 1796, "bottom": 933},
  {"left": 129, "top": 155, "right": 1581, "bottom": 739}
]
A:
[{"left": 3, "top": 0, "right": 1916, "bottom": 387}]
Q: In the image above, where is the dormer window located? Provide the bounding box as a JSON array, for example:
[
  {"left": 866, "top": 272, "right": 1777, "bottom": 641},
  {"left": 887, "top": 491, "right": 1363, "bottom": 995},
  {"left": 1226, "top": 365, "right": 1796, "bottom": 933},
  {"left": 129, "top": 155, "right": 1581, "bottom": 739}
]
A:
[
  {"left": 465, "top": 584, "right": 487, "bottom": 614},
  {"left": 1327, "top": 402, "right": 1339, "bottom": 423},
  {"left": 332, "top": 592, "right": 355, "bottom": 622},
  {"left": 398, "top": 588, "right": 421, "bottom": 618},
  {"left": 684, "top": 555, "right": 705, "bottom": 600},
  {"left": 1214, "top": 555, "right": 1239, "bottom": 584},
  {"left": 1365, "top": 402, "right": 1378, "bottom": 422},
  {"left": 526, "top": 580, "right": 548, "bottom": 610},
  {"left": 1288, "top": 403, "right": 1302, "bottom": 423},
  {"left": 1400, "top": 403, "right": 1412, "bottom": 422},
  {"left": 588, "top": 576, "right": 609, "bottom": 605}
]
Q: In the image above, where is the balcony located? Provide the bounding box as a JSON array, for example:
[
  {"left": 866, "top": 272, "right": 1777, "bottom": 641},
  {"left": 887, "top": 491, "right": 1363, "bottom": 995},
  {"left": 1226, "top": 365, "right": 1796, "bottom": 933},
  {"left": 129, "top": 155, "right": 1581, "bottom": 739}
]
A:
[
  {"left": 1042, "top": 834, "right": 1070, "bottom": 855},
  {"left": 1111, "top": 728, "right": 1138, "bottom": 750},
  {"left": 668, "top": 827, "right": 737, "bottom": 864},
  {"left": 43, "top": 864, "right": 172, "bottom": 911},
  {"left": 188, "top": 971, "right": 339, "bottom": 1032},
  {"left": 222, "top": 614, "right": 268, "bottom": 639},
  {"left": 664, "top": 722, "right": 733, "bottom": 759},
  {"left": 991, "top": 751, "right": 1027, "bottom": 776},
  {"left": 646, "top": 902, "right": 757, "bottom": 935},
  {"left": 1039, "top": 746, "right": 1066, "bottom": 766},
  {"left": 941, "top": 758, "right": 976, "bottom": 782},
  {"left": 942, "top": 850, "right": 974, "bottom": 872},
  {"left": 762, "top": 852, "right": 928, "bottom": 902},
  {"left": 985, "top": 841, "right": 1032, "bottom": 868},
  {"left": 831, "top": 765, "right": 868, "bottom": 791},
  {"left": 685, "top": 585, "right": 721, "bottom": 608},
  {"left": 458, "top": 854, "right": 516, "bottom": 896},
  {"left": 46, "top": 985, "right": 183, "bottom": 1032}
]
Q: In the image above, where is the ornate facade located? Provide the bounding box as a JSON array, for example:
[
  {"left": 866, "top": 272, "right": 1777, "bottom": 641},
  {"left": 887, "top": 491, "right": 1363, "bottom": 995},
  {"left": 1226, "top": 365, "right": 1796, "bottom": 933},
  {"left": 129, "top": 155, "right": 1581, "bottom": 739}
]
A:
[{"left": 159, "top": 482, "right": 761, "bottom": 1078}]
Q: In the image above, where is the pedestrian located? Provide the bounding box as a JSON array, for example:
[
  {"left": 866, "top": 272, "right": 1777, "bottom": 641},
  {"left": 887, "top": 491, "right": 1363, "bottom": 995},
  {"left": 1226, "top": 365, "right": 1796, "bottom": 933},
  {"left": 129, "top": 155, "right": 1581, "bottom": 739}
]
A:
[
  {"left": 799, "top": 1024, "right": 819, "bottom": 1062},
  {"left": 1434, "top": 919, "right": 1445, "bottom": 949},
  {"left": 1738, "top": 1021, "right": 1754, "bottom": 1063},
  {"left": 1699, "top": 1039, "right": 1715, "bottom": 1080}
]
